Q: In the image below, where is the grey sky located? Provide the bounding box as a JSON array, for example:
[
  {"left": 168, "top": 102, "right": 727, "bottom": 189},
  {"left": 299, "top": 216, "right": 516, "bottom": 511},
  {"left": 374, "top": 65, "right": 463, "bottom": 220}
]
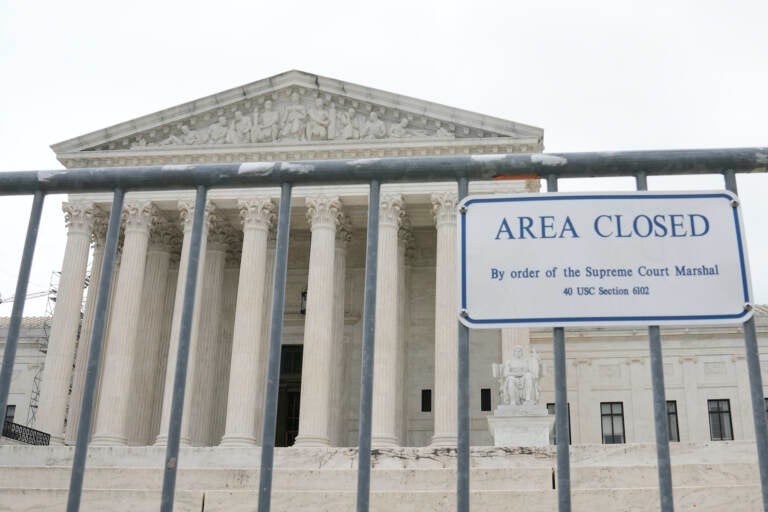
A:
[{"left": 0, "top": 0, "right": 766, "bottom": 315}]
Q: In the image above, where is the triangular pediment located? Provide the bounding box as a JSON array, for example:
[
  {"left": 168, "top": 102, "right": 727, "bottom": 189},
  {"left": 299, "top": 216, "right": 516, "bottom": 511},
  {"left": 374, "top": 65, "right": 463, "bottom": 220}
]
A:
[{"left": 52, "top": 70, "right": 544, "bottom": 152}]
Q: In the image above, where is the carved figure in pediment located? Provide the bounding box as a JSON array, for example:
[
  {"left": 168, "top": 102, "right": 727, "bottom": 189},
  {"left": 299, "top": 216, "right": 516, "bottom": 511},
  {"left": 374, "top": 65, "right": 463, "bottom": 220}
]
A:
[
  {"left": 435, "top": 120, "right": 455, "bottom": 139},
  {"left": 306, "top": 97, "right": 331, "bottom": 141},
  {"left": 361, "top": 112, "right": 387, "bottom": 139},
  {"left": 228, "top": 110, "right": 252, "bottom": 144},
  {"left": 253, "top": 99, "right": 280, "bottom": 143},
  {"left": 337, "top": 107, "right": 360, "bottom": 140},
  {"left": 131, "top": 136, "right": 148, "bottom": 149},
  {"left": 207, "top": 116, "right": 229, "bottom": 144},
  {"left": 389, "top": 118, "right": 414, "bottom": 138},
  {"left": 160, "top": 124, "right": 200, "bottom": 146},
  {"left": 280, "top": 91, "right": 307, "bottom": 141}
]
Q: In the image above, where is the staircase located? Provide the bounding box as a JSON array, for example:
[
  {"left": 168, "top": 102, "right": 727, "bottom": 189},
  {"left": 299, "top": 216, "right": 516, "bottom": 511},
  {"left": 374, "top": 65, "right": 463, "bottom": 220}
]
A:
[{"left": 0, "top": 442, "right": 762, "bottom": 511}]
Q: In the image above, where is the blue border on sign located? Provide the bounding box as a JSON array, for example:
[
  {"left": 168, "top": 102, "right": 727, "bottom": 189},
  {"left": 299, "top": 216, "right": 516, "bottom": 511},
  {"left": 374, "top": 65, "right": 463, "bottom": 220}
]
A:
[{"left": 459, "top": 192, "right": 752, "bottom": 325}]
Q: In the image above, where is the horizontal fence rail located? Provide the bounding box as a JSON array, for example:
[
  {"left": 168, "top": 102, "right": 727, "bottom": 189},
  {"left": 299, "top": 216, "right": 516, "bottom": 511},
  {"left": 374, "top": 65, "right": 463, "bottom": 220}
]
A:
[
  {"left": 0, "top": 147, "right": 766, "bottom": 512},
  {"left": 0, "top": 147, "right": 766, "bottom": 194}
]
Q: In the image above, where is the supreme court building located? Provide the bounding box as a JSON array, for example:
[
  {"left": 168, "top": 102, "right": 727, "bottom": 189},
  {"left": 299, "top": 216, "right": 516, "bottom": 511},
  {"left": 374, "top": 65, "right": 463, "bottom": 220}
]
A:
[{"left": 2, "top": 70, "right": 768, "bottom": 511}]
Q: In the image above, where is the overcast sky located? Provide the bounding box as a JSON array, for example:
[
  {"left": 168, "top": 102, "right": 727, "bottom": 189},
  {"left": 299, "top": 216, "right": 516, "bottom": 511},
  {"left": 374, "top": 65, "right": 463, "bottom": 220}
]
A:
[{"left": 0, "top": 0, "right": 766, "bottom": 316}]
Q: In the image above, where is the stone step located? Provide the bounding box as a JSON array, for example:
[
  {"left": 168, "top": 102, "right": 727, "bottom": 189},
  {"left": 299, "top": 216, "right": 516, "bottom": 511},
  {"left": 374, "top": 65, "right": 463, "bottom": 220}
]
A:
[
  {"left": 0, "top": 466, "right": 552, "bottom": 491},
  {"left": 1, "top": 486, "right": 761, "bottom": 512},
  {"left": 205, "top": 486, "right": 764, "bottom": 512}
]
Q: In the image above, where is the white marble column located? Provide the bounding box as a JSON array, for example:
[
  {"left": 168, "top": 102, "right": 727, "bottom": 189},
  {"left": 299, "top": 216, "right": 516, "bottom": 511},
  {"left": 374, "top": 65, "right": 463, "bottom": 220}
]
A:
[
  {"left": 430, "top": 191, "right": 459, "bottom": 447},
  {"left": 221, "top": 198, "right": 275, "bottom": 446},
  {"left": 294, "top": 196, "right": 343, "bottom": 447},
  {"left": 92, "top": 201, "right": 154, "bottom": 446},
  {"left": 149, "top": 264, "right": 178, "bottom": 439},
  {"left": 127, "top": 215, "right": 178, "bottom": 445},
  {"left": 192, "top": 220, "right": 229, "bottom": 445},
  {"left": 37, "top": 201, "right": 95, "bottom": 443},
  {"left": 329, "top": 216, "right": 351, "bottom": 446},
  {"left": 397, "top": 220, "right": 412, "bottom": 444},
  {"left": 372, "top": 195, "right": 406, "bottom": 447},
  {"left": 155, "top": 201, "right": 212, "bottom": 446},
  {"left": 64, "top": 208, "right": 108, "bottom": 445},
  {"left": 254, "top": 232, "right": 277, "bottom": 443}
]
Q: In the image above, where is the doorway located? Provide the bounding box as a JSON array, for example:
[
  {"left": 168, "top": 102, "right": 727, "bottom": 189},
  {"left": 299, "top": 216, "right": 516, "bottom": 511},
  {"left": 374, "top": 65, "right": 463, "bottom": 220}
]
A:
[{"left": 275, "top": 345, "right": 302, "bottom": 446}]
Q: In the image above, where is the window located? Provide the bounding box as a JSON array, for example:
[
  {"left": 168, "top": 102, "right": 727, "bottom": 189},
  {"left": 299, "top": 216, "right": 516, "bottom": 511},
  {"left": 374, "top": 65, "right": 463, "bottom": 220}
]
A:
[
  {"left": 421, "top": 389, "right": 432, "bottom": 412},
  {"left": 4, "top": 405, "right": 15, "bottom": 424},
  {"left": 764, "top": 397, "right": 768, "bottom": 423},
  {"left": 708, "top": 399, "right": 734, "bottom": 441},
  {"left": 546, "top": 402, "right": 572, "bottom": 444},
  {"left": 600, "top": 402, "right": 625, "bottom": 444},
  {"left": 667, "top": 401, "right": 680, "bottom": 442},
  {"left": 480, "top": 388, "right": 492, "bottom": 412}
]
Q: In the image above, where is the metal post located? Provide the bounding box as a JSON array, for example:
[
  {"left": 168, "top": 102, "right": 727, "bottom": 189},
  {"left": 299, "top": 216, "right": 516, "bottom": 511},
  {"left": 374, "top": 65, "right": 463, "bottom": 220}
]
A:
[
  {"left": 724, "top": 170, "right": 768, "bottom": 511},
  {"left": 457, "top": 176, "right": 470, "bottom": 512},
  {"left": 0, "top": 191, "right": 45, "bottom": 426},
  {"left": 160, "top": 185, "right": 208, "bottom": 512},
  {"left": 648, "top": 326, "right": 674, "bottom": 511},
  {"left": 258, "top": 182, "right": 293, "bottom": 512},
  {"left": 356, "top": 179, "right": 381, "bottom": 512},
  {"left": 636, "top": 172, "right": 675, "bottom": 511},
  {"left": 546, "top": 175, "right": 571, "bottom": 512},
  {"left": 66, "top": 188, "right": 124, "bottom": 512}
]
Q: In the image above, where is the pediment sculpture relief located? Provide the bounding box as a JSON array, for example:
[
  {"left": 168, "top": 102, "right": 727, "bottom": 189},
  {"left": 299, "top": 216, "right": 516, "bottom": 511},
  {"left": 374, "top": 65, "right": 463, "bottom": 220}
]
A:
[{"left": 111, "top": 87, "right": 503, "bottom": 151}]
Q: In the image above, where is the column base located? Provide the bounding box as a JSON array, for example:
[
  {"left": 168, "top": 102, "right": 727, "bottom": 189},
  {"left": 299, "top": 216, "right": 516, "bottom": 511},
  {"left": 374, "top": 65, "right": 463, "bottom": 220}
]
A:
[
  {"left": 293, "top": 435, "right": 331, "bottom": 447},
  {"left": 430, "top": 434, "right": 457, "bottom": 448},
  {"left": 47, "top": 433, "right": 66, "bottom": 446},
  {"left": 219, "top": 434, "right": 258, "bottom": 447},
  {"left": 371, "top": 435, "right": 400, "bottom": 448},
  {"left": 90, "top": 433, "right": 128, "bottom": 447},
  {"left": 154, "top": 435, "right": 192, "bottom": 447}
]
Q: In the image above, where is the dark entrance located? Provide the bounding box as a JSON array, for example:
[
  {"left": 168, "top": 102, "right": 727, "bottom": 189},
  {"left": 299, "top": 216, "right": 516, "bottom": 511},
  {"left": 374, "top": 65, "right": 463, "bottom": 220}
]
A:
[{"left": 275, "top": 344, "right": 302, "bottom": 446}]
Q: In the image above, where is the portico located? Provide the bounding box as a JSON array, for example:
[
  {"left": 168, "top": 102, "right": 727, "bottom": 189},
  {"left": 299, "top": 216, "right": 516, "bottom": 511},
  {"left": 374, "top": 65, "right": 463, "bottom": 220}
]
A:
[{"left": 36, "top": 70, "right": 542, "bottom": 448}]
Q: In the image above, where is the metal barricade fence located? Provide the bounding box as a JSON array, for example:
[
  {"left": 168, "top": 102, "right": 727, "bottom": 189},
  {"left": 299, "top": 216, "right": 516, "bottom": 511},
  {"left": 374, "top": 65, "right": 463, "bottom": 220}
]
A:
[{"left": 0, "top": 148, "right": 766, "bottom": 512}]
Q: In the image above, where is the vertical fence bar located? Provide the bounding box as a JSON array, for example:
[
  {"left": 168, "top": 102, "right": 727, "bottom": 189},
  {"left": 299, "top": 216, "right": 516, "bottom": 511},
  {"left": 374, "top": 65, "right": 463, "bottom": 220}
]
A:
[
  {"left": 457, "top": 176, "right": 470, "bottom": 512},
  {"left": 66, "top": 188, "right": 124, "bottom": 512},
  {"left": 0, "top": 191, "right": 45, "bottom": 426},
  {"left": 723, "top": 170, "right": 768, "bottom": 511},
  {"left": 356, "top": 178, "right": 381, "bottom": 512},
  {"left": 546, "top": 175, "right": 571, "bottom": 512},
  {"left": 160, "top": 185, "right": 208, "bottom": 512},
  {"left": 636, "top": 172, "right": 675, "bottom": 511},
  {"left": 258, "top": 182, "right": 293, "bottom": 512}
]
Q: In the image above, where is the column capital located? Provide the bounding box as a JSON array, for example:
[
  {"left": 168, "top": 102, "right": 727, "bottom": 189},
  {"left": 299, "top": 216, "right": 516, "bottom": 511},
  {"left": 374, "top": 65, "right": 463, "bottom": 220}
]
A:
[
  {"left": 178, "top": 200, "right": 219, "bottom": 233},
  {"left": 63, "top": 201, "right": 96, "bottom": 235},
  {"left": 306, "top": 195, "right": 343, "bottom": 230},
  {"left": 121, "top": 201, "right": 155, "bottom": 233},
  {"left": 238, "top": 198, "right": 276, "bottom": 230},
  {"left": 149, "top": 213, "right": 181, "bottom": 252},
  {"left": 431, "top": 192, "right": 458, "bottom": 227},
  {"left": 336, "top": 214, "right": 352, "bottom": 245},
  {"left": 208, "top": 219, "right": 240, "bottom": 252},
  {"left": 379, "top": 194, "right": 405, "bottom": 228},
  {"left": 91, "top": 207, "right": 110, "bottom": 248}
]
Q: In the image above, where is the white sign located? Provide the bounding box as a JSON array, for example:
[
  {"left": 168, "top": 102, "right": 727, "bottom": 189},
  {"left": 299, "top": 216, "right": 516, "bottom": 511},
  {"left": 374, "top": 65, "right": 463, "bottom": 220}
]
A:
[{"left": 458, "top": 191, "right": 753, "bottom": 328}]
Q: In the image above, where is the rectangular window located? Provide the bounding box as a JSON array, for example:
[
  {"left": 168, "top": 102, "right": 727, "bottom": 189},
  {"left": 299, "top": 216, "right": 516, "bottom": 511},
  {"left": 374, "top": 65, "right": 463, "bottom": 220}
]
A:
[
  {"left": 480, "top": 388, "right": 492, "bottom": 412},
  {"left": 421, "top": 389, "right": 432, "bottom": 412},
  {"left": 708, "top": 399, "right": 734, "bottom": 441},
  {"left": 600, "top": 402, "right": 625, "bottom": 444},
  {"left": 4, "top": 404, "right": 15, "bottom": 424},
  {"left": 546, "top": 402, "right": 572, "bottom": 444},
  {"left": 667, "top": 401, "right": 680, "bottom": 442}
]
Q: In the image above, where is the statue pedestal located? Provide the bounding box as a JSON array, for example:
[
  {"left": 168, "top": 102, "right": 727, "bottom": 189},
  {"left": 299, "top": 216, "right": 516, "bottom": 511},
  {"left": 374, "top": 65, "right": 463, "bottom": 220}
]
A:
[{"left": 487, "top": 404, "right": 554, "bottom": 447}]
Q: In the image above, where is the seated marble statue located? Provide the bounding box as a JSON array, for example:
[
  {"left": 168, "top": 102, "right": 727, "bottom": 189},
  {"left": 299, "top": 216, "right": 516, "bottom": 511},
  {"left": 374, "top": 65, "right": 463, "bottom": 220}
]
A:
[{"left": 493, "top": 346, "right": 542, "bottom": 407}]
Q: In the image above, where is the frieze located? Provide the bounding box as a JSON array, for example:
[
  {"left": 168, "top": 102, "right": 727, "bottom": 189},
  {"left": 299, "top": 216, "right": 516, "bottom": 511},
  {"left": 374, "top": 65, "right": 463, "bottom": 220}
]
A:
[{"left": 87, "top": 87, "right": 516, "bottom": 152}]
